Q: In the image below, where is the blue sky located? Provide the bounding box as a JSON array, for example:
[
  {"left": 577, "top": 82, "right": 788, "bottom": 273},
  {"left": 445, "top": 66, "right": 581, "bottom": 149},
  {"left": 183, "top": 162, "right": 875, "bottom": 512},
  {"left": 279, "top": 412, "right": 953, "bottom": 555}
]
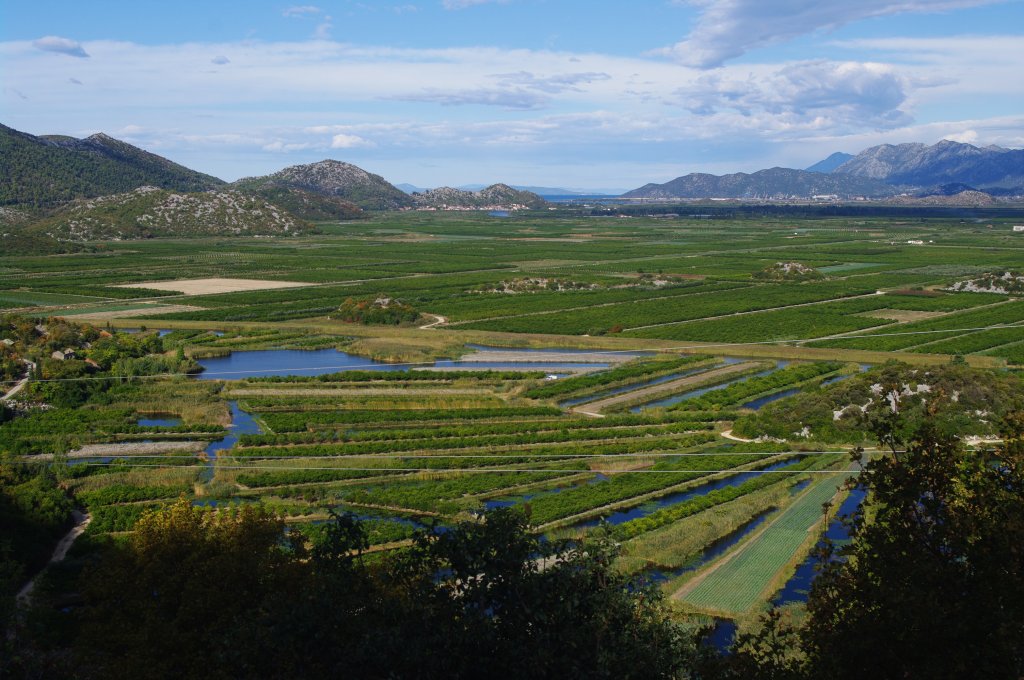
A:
[{"left": 2, "top": 1, "right": 1022, "bottom": 189}]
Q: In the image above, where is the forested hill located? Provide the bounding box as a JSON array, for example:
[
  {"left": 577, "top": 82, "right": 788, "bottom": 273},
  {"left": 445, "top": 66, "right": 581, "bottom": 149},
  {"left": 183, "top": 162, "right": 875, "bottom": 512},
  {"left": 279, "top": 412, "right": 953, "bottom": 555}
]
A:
[{"left": 0, "top": 124, "right": 225, "bottom": 207}]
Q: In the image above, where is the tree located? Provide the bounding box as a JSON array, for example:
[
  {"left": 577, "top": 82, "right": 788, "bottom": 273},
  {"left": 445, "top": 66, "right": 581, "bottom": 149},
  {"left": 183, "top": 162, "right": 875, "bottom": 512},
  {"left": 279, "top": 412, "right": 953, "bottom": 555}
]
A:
[
  {"left": 799, "top": 405, "right": 1024, "bottom": 678},
  {"left": 381, "top": 509, "right": 700, "bottom": 679},
  {"left": 64, "top": 503, "right": 703, "bottom": 679},
  {"left": 73, "top": 498, "right": 304, "bottom": 679}
]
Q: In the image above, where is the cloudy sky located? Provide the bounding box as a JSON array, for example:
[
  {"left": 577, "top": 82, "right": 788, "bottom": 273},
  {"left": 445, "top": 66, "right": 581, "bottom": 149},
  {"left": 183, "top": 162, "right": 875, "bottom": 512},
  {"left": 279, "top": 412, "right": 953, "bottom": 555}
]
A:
[{"left": 2, "top": 0, "right": 1022, "bottom": 190}]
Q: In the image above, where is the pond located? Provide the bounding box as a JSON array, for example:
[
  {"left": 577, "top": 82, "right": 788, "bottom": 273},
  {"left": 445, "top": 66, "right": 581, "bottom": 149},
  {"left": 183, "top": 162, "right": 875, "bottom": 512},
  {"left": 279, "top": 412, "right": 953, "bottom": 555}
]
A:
[
  {"left": 195, "top": 401, "right": 263, "bottom": 481},
  {"left": 205, "top": 401, "right": 263, "bottom": 458},
  {"left": 136, "top": 416, "right": 183, "bottom": 428},
  {"left": 196, "top": 348, "right": 409, "bottom": 379},
  {"left": 196, "top": 346, "right": 613, "bottom": 380},
  {"left": 740, "top": 388, "right": 801, "bottom": 410}
]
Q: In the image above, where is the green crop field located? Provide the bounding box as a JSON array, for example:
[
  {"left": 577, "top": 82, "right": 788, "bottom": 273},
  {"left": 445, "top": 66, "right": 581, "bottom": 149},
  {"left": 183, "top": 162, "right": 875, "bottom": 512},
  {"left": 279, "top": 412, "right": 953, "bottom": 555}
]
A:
[
  {"left": 677, "top": 471, "right": 850, "bottom": 615},
  {"left": 4, "top": 207, "right": 1023, "bottom": 631}
]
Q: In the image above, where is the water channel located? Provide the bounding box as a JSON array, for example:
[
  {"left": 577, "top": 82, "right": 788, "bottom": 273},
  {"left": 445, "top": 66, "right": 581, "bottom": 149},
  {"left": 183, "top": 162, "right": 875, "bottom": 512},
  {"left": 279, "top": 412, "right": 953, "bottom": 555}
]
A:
[
  {"left": 770, "top": 486, "right": 866, "bottom": 607},
  {"left": 631, "top": 360, "right": 791, "bottom": 412},
  {"left": 574, "top": 457, "right": 800, "bottom": 529}
]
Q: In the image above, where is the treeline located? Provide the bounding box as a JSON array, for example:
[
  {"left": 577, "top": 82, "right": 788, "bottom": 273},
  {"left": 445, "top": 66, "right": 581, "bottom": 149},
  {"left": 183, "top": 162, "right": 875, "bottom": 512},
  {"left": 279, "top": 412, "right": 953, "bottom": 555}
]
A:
[
  {"left": 260, "top": 406, "right": 563, "bottom": 431},
  {"left": 7, "top": 502, "right": 704, "bottom": 678}
]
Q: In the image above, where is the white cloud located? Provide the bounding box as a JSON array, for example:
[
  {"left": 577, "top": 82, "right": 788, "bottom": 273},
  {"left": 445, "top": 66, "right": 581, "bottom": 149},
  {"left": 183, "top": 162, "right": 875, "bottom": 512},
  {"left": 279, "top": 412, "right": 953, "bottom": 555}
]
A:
[
  {"left": 32, "top": 36, "right": 89, "bottom": 58},
  {"left": 263, "top": 141, "right": 315, "bottom": 152},
  {"left": 492, "top": 71, "right": 612, "bottom": 94},
  {"left": 394, "top": 70, "right": 613, "bottom": 109},
  {"left": 3, "top": 34, "right": 1018, "bottom": 185},
  {"left": 394, "top": 87, "right": 549, "bottom": 109},
  {"left": 330, "top": 133, "right": 373, "bottom": 148},
  {"left": 283, "top": 5, "right": 321, "bottom": 17},
  {"left": 943, "top": 129, "right": 979, "bottom": 144},
  {"left": 211, "top": 55, "right": 230, "bottom": 65},
  {"left": 663, "top": 0, "right": 1005, "bottom": 68},
  {"left": 443, "top": 0, "right": 509, "bottom": 8},
  {"left": 682, "top": 60, "right": 913, "bottom": 130},
  {"left": 312, "top": 16, "right": 333, "bottom": 40}
]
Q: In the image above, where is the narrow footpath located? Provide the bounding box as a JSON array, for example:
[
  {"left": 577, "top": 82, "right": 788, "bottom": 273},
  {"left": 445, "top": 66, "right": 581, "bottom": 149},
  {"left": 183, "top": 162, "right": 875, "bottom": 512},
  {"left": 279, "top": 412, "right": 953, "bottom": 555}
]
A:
[{"left": 16, "top": 510, "right": 92, "bottom": 608}]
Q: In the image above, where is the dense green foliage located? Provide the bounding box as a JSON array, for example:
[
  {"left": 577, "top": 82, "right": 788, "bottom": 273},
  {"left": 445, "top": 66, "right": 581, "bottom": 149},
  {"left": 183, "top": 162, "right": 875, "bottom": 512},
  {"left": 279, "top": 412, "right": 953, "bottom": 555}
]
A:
[
  {"left": 611, "top": 454, "right": 840, "bottom": 540},
  {"left": 525, "top": 355, "right": 710, "bottom": 399},
  {"left": 8, "top": 502, "right": 702, "bottom": 678},
  {"left": 670, "top": 362, "right": 843, "bottom": 411},
  {"left": 331, "top": 295, "right": 421, "bottom": 325},
  {"left": 733, "top": 361, "right": 1024, "bottom": 443},
  {"left": 0, "top": 124, "right": 224, "bottom": 207},
  {"left": 0, "top": 463, "right": 73, "bottom": 627},
  {"left": 716, "top": 410, "right": 1024, "bottom": 680}
]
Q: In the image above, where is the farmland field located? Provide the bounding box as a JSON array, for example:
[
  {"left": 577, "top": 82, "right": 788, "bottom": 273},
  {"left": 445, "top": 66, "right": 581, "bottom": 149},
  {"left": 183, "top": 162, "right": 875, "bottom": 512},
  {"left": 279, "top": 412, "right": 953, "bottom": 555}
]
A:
[{"left": 3, "top": 207, "right": 1023, "bottom": 628}]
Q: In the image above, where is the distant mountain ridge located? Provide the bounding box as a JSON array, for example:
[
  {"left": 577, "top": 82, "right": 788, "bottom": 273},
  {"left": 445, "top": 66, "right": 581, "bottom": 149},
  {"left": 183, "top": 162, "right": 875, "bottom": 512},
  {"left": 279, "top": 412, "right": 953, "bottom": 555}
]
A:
[
  {"left": 806, "top": 152, "right": 854, "bottom": 173},
  {"left": 400, "top": 183, "right": 609, "bottom": 197},
  {"left": 627, "top": 140, "right": 1023, "bottom": 201},
  {"left": 234, "top": 160, "right": 413, "bottom": 211},
  {"left": 0, "top": 124, "right": 225, "bottom": 207},
  {"left": 622, "top": 167, "right": 897, "bottom": 201},
  {"left": 832, "top": 140, "right": 1024, "bottom": 190},
  {"left": 411, "top": 184, "right": 547, "bottom": 210}
]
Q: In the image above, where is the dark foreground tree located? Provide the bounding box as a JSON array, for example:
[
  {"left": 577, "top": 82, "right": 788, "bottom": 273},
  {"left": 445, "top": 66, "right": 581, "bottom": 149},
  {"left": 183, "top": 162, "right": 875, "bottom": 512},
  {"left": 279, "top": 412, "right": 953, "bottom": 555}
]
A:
[
  {"left": 720, "top": 403, "right": 1024, "bottom": 680},
  {"left": 800, "top": 408, "right": 1024, "bottom": 679},
  {"left": 45, "top": 501, "right": 702, "bottom": 679}
]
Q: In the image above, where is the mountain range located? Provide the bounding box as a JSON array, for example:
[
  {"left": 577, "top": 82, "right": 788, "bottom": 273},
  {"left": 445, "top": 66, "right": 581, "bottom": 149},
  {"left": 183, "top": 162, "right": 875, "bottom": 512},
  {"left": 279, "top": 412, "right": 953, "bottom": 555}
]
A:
[
  {"left": 622, "top": 168, "right": 896, "bottom": 201},
  {"left": 829, "top": 140, "right": 1024, "bottom": 189},
  {"left": 625, "top": 141, "right": 1023, "bottom": 201},
  {"left": 233, "top": 160, "right": 414, "bottom": 211},
  {"left": 2, "top": 122, "right": 1022, "bottom": 245},
  {"left": 0, "top": 125, "right": 549, "bottom": 242}
]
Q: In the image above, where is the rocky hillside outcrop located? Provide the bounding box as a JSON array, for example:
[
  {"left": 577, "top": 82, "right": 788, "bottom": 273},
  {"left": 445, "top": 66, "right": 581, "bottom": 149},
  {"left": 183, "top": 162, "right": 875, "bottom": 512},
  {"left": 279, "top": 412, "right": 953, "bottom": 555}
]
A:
[
  {"left": 412, "top": 184, "right": 547, "bottom": 210},
  {"left": 33, "top": 186, "right": 309, "bottom": 241},
  {"left": 234, "top": 160, "right": 413, "bottom": 211}
]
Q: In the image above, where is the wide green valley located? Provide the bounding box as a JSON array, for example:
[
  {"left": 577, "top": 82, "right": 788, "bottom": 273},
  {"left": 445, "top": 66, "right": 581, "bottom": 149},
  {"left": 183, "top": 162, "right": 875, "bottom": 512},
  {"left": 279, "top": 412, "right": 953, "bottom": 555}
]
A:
[{"left": 3, "top": 206, "right": 1023, "bottom": 676}]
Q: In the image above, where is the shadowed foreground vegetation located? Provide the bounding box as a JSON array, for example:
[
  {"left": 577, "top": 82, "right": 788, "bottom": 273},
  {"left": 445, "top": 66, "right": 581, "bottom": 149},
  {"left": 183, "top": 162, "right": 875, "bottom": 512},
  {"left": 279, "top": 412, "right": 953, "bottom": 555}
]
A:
[{"left": 4, "top": 407, "right": 1023, "bottom": 679}]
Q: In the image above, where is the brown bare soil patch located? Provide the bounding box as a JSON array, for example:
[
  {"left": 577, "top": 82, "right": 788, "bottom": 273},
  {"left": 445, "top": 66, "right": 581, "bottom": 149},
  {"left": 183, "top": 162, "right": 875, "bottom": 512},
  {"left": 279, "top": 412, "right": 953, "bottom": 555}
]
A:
[
  {"left": 890, "top": 288, "right": 943, "bottom": 297},
  {"left": 857, "top": 309, "right": 946, "bottom": 322},
  {"left": 113, "top": 278, "right": 311, "bottom": 295}
]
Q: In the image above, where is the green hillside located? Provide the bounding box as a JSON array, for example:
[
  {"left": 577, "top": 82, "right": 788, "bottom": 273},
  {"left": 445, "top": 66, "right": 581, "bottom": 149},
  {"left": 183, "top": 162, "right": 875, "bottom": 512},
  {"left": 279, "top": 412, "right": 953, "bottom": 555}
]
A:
[{"left": 0, "top": 124, "right": 225, "bottom": 207}]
